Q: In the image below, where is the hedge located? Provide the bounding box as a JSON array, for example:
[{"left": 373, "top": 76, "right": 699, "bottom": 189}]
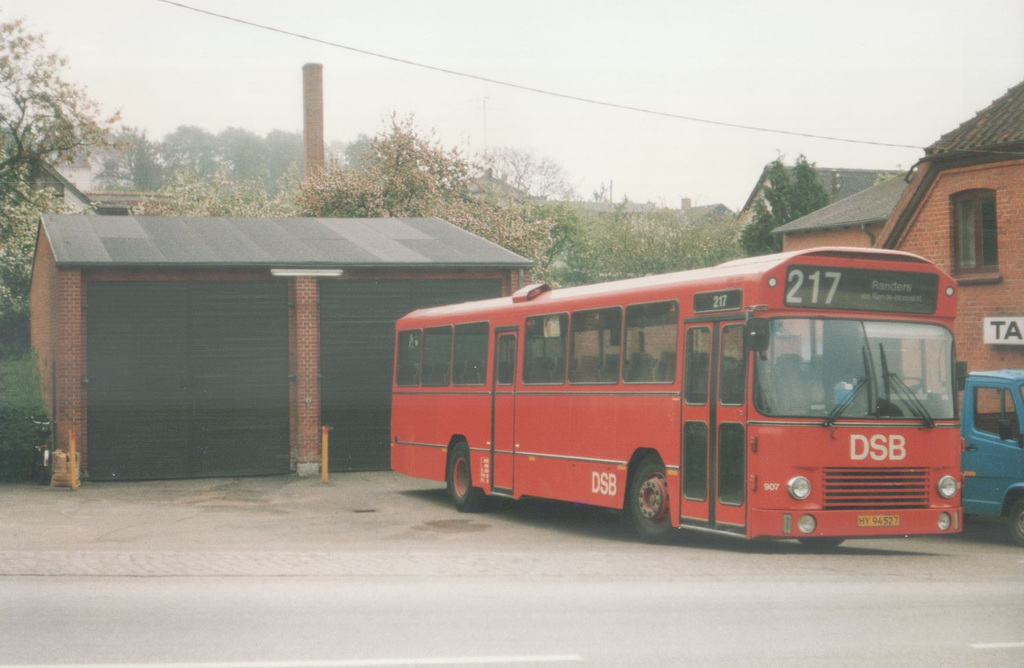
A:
[{"left": 0, "top": 356, "right": 49, "bottom": 482}]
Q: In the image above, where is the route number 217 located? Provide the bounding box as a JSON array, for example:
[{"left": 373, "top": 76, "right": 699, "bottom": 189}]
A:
[{"left": 786, "top": 268, "right": 842, "bottom": 305}]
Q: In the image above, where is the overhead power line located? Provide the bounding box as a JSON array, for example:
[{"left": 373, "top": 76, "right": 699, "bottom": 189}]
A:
[{"left": 155, "top": 0, "right": 927, "bottom": 151}]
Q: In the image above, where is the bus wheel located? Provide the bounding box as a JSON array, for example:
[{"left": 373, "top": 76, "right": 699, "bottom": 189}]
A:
[
  {"left": 1009, "top": 499, "right": 1024, "bottom": 547},
  {"left": 630, "top": 456, "right": 672, "bottom": 542},
  {"left": 447, "top": 442, "right": 484, "bottom": 513},
  {"left": 797, "top": 537, "right": 846, "bottom": 550}
]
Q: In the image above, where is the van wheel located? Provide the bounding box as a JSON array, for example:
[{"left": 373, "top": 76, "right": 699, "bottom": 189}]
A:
[
  {"left": 447, "top": 442, "right": 484, "bottom": 513},
  {"left": 1009, "top": 499, "right": 1024, "bottom": 547},
  {"left": 630, "top": 456, "right": 672, "bottom": 543}
]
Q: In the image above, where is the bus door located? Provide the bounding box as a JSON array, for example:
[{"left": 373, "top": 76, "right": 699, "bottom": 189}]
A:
[
  {"left": 491, "top": 328, "right": 518, "bottom": 494},
  {"left": 680, "top": 320, "right": 748, "bottom": 533}
]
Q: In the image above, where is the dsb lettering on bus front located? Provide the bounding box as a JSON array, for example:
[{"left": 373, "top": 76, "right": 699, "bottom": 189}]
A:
[{"left": 390, "top": 248, "right": 962, "bottom": 545}]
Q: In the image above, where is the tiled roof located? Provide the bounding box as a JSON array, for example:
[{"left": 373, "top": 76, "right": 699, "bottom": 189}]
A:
[
  {"left": 881, "top": 82, "right": 1024, "bottom": 249},
  {"left": 927, "top": 81, "right": 1024, "bottom": 155},
  {"left": 39, "top": 215, "right": 531, "bottom": 269},
  {"left": 773, "top": 176, "right": 908, "bottom": 235}
]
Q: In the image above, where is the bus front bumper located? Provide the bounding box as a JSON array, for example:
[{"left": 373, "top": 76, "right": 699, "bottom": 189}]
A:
[{"left": 747, "top": 507, "right": 962, "bottom": 540}]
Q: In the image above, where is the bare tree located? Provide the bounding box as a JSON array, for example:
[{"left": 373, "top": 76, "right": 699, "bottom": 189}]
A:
[{"left": 479, "top": 147, "right": 572, "bottom": 200}]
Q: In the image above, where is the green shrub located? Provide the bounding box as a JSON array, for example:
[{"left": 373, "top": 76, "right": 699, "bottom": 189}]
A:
[{"left": 0, "top": 355, "right": 49, "bottom": 482}]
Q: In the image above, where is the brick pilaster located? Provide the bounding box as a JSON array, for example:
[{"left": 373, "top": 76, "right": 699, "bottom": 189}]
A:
[
  {"left": 55, "top": 270, "right": 86, "bottom": 472},
  {"left": 293, "top": 277, "right": 322, "bottom": 472}
]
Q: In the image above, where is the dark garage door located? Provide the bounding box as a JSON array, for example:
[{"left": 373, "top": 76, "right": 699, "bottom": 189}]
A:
[
  {"left": 87, "top": 282, "right": 289, "bottom": 480},
  {"left": 320, "top": 279, "right": 502, "bottom": 471}
]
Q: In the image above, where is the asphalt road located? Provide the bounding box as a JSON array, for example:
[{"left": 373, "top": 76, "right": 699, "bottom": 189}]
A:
[{"left": 1, "top": 473, "right": 1021, "bottom": 667}]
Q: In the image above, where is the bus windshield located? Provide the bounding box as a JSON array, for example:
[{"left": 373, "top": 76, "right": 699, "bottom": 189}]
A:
[{"left": 752, "top": 318, "right": 955, "bottom": 421}]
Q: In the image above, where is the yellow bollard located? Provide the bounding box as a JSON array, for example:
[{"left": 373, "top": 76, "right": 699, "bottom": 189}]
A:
[
  {"left": 68, "top": 430, "right": 80, "bottom": 490},
  {"left": 321, "top": 426, "right": 329, "bottom": 483}
]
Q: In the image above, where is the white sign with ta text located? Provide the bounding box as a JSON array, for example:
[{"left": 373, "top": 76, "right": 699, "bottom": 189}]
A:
[{"left": 984, "top": 317, "right": 1024, "bottom": 346}]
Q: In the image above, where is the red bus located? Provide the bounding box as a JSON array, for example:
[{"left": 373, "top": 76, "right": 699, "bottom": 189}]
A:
[{"left": 390, "top": 248, "right": 962, "bottom": 544}]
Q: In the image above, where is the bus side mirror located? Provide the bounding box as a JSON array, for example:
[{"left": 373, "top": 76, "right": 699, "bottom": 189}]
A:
[
  {"left": 956, "top": 361, "right": 968, "bottom": 391},
  {"left": 745, "top": 319, "right": 769, "bottom": 353}
]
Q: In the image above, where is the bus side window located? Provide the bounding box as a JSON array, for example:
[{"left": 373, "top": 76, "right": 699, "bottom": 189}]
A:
[
  {"left": 685, "top": 327, "right": 711, "bottom": 404},
  {"left": 396, "top": 330, "right": 421, "bottom": 386},
  {"left": 719, "top": 324, "right": 746, "bottom": 405},
  {"left": 624, "top": 301, "right": 678, "bottom": 384},
  {"left": 421, "top": 326, "right": 453, "bottom": 387},
  {"left": 524, "top": 314, "right": 568, "bottom": 384},
  {"left": 716, "top": 325, "right": 749, "bottom": 403},
  {"left": 496, "top": 335, "right": 517, "bottom": 385},
  {"left": 453, "top": 322, "right": 489, "bottom": 386},
  {"left": 569, "top": 307, "right": 622, "bottom": 384}
]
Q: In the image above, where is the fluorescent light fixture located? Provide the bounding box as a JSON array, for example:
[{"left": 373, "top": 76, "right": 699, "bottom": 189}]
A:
[{"left": 271, "top": 268, "right": 344, "bottom": 277}]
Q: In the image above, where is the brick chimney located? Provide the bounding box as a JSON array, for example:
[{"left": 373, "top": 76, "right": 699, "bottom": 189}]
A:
[{"left": 302, "top": 63, "right": 325, "bottom": 179}]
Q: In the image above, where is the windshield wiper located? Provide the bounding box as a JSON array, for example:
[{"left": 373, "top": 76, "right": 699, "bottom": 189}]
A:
[
  {"left": 825, "top": 346, "right": 872, "bottom": 427},
  {"left": 889, "top": 373, "right": 935, "bottom": 428},
  {"left": 824, "top": 376, "right": 869, "bottom": 427},
  {"left": 878, "top": 343, "right": 935, "bottom": 428}
]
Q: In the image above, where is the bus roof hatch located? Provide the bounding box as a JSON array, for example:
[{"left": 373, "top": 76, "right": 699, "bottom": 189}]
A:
[{"left": 512, "top": 283, "right": 552, "bottom": 303}]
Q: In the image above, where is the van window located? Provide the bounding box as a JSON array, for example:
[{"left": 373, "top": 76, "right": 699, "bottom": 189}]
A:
[{"left": 975, "top": 386, "right": 1020, "bottom": 440}]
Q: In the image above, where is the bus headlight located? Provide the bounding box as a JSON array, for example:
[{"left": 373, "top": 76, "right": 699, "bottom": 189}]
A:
[
  {"left": 788, "top": 476, "right": 811, "bottom": 500},
  {"left": 937, "top": 475, "right": 957, "bottom": 499},
  {"left": 797, "top": 514, "right": 817, "bottom": 534},
  {"left": 937, "top": 513, "right": 952, "bottom": 531}
]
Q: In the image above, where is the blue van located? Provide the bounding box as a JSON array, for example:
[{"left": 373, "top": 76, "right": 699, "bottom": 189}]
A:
[{"left": 961, "top": 370, "right": 1024, "bottom": 546}]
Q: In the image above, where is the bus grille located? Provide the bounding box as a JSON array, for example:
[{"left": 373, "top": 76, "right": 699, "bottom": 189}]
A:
[{"left": 822, "top": 468, "right": 930, "bottom": 510}]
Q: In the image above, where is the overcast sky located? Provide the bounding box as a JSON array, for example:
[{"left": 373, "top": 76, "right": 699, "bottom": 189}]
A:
[{"left": 3, "top": 0, "right": 1022, "bottom": 210}]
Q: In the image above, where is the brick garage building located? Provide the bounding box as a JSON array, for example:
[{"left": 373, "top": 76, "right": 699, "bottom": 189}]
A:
[
  {"left": 30, "top": 214, "right": 530, "bottom": 481},
  {"left": 777, "top": 82, "right": 1023, "bottom": 373}
]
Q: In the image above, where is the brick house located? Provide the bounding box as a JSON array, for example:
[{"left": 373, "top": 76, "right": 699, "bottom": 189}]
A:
[
  {"left": 881, "top": 81, "right": 1023, "bottom": 372},
  {"left": 30, "top": 214, "right": 530, "bottom": 481},
  {"left": 775, "top": 81, "right": 1023, "bottom": 373}
]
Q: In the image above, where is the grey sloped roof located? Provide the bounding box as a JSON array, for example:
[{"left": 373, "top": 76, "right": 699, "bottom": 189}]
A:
[
  {"left": 773, "top": 176, "right": 908, "bottom": 235},
  {"left": 40, "top": 215, "right": 531, "bottom": 269},
  {"left": 813, "top": 167, "right": 901, "bottom": 202}
]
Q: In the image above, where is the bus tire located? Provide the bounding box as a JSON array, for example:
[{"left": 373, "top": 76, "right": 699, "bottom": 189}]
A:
[
  {"left": 447, "top": 442, "right": 484, "bottom": 513},
  {"left": 1009, "top": 499, "right": 1024, "bottom": 547},
  {"left": 630, "top": 456, "right": 672, "bottom": 543}
]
